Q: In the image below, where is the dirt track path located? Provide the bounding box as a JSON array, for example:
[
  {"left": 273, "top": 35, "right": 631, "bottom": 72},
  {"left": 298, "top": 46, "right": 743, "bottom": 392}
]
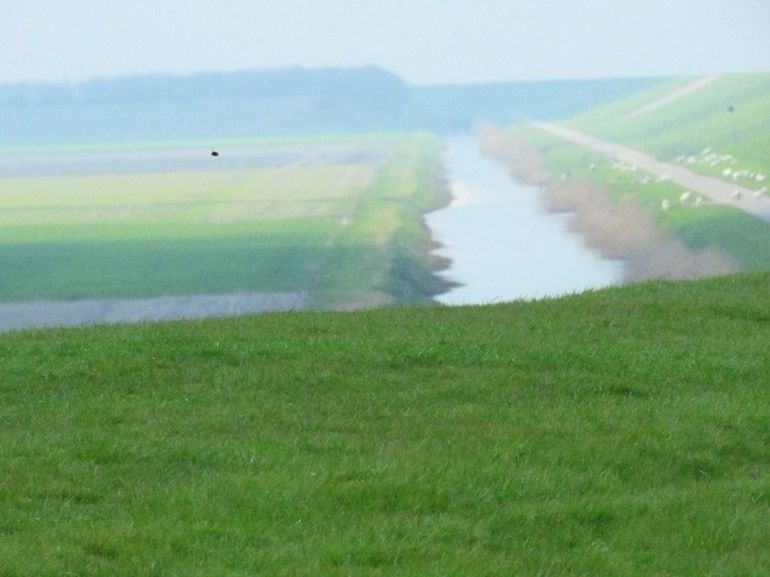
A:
[
  {"left": 533, "top": 122, "right": 770, "bottom": 224},
  {"left": 629, "top": 75, "right": 721, "bottom": 117}
]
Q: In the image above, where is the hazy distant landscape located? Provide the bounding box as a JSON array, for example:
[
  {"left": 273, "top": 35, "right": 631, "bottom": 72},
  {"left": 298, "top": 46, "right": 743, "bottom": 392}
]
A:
[
  {"left": 0, "top": 67, "right": 672, "bottom": 329},
  {"left": 0, "top": 67, "right": 664, "bottom": 146},
  {"left": 2, "top": 67, "right": 767, "bottom": 322}
]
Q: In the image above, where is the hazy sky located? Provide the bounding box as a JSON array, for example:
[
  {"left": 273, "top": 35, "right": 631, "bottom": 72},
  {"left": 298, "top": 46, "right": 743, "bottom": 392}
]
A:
[{"left": 3, "top": 0, "right": 769, "bottom": 85}]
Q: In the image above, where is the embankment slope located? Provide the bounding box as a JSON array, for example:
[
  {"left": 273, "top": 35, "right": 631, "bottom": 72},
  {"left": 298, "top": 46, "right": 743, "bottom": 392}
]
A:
[
  {"left": 2, "top": 272, "right": 768, "bottom": 575},
  {"left": 506, "top": 73, "right": 770, "bottom": 272}
]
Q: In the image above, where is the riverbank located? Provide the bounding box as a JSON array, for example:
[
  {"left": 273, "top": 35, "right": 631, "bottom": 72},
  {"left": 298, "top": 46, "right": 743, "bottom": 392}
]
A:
[{"left": 477, "top": 124, "right": 743, "bottom": 281}]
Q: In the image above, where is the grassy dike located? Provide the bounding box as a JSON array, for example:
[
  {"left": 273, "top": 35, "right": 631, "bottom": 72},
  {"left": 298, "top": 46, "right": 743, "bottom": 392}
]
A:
[
  {"left": 509, "top": 124, "right": 770, "bottom": 272},
  {"left": 505, "top": 73, "right": 770, "bottom": 273},
  {"left": 566, "top": 74, "right": 770, "bottom": 181},
  {"left": 496, "top": 74, "right": 770, "bottom": 274},
  {"left": 2, "top": 272, "right": 769, "bottom": 576}
]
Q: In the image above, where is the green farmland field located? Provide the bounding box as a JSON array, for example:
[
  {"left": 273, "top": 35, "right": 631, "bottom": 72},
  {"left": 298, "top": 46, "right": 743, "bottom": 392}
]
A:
[
  {"left": 0, "top": 166, "right": 375, "bottom": 227},
  {"left": 0, "top": 134, "right": 449, "bottom": 305}
]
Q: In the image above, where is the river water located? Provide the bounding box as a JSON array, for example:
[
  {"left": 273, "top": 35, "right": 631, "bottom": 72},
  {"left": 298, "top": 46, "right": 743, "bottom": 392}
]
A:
[{"left": 426, "top": 137, "right": 622, "bottom": 304}]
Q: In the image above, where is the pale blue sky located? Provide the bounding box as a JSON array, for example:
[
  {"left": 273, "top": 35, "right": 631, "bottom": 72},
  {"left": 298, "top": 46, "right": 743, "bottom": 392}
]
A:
[{"left": 3, "top": 0, "right": 769, "bottom": 85}]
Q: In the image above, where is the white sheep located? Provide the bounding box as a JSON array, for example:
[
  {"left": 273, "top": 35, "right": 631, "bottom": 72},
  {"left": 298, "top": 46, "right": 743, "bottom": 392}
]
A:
[
  {"left": 661, "top": 199, "right": 671, "bottom": 211},
  {"left": 680, "top": 191, "right": 692, "bottom": 204}
]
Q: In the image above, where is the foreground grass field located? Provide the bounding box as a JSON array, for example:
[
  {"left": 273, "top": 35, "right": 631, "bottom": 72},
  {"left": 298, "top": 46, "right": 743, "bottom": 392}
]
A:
[
  {"left": 0, "top": 134, "right": 449, "bottom": 305},
  {"left": 2, "top": 273, "right": 768, "bottom": 576}
]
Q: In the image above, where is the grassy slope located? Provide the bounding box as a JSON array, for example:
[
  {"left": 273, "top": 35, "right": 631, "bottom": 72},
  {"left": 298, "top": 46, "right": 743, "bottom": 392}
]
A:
[
  {"left": 0, "top": 135, "right": 449, "bottom": 304},
  {"left": 510, "top": 74, "right": 770, "bottom": 271},
  {"left": 1, "top": 272, "right": 768, "bottom": 576},
  {"left": 566, "top": 74, "right": 770, "bottom": 184},
  {"left": 513, "top": 125, "right": 770, "bottom": 271}
]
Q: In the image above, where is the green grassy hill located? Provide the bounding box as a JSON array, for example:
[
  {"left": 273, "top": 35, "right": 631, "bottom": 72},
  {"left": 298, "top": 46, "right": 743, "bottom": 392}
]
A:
[
  {"left": 511, "top": 124, "right": 770, "bottom": 272},
  {"left": 567, "top": 74, "right": 770, "bottom": 183},
  {"left": 510, "top": 74, "right": 770, "bottom": 272},
  {"left": 2, "top": 272, "right": 768, "bottom": 576}
]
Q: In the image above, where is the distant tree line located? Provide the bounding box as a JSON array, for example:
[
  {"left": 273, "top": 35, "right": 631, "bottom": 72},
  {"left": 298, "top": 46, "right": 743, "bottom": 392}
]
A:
[{"left": 0, "top": 67, "right": 665, "bottom": 145}]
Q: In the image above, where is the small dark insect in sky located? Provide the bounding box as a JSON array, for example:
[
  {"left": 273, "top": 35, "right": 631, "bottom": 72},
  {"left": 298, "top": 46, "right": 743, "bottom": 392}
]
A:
[
  {"left": 211, "top": 150, "right": 219, "bottom": 157},
  {"left": 728, "top": 106, "right": 734, "bottom": 113}
]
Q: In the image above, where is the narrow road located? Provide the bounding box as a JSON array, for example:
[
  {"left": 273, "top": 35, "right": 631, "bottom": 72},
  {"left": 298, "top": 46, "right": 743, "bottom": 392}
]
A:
[{"left": 533, "top": 122, "right": 770, "bottom": 224}]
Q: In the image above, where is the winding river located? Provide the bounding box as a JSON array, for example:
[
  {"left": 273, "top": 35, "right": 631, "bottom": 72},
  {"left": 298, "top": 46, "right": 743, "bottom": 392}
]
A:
[{"left": 426, "top": 137, "right": 622, "bottom": 304}]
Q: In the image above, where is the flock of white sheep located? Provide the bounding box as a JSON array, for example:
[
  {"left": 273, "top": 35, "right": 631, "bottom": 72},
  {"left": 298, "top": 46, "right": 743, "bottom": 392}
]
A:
[
  {"left": 660, "top": 191, "right": 706, "bottom": 212},
  {"left": 595, "top": 147, "right": 768, "bottom": 212},
  {"left": 674, "top": 147, "right": 766, "bottom": 184},
  {"left": 569, "top": 147, "right": 768, "bottom": 214}
]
